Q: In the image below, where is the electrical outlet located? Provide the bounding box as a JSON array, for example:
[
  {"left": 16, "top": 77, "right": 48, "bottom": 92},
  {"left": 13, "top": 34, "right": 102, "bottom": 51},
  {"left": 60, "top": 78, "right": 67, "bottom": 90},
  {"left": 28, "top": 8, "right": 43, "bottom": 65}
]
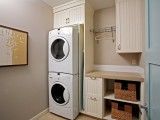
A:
[{"left": 131, "top": 59, "right": 137, "bottom": 65}]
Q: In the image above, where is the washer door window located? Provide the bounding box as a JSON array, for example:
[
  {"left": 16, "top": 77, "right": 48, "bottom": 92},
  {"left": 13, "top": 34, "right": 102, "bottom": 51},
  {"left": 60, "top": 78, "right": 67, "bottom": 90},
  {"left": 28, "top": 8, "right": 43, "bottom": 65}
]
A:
[
  {"left": 51, "top": 38, "right": 69, "bottom": 62},
  {"left": 51, "top": 82, "right": 70, "bottom": 105}
]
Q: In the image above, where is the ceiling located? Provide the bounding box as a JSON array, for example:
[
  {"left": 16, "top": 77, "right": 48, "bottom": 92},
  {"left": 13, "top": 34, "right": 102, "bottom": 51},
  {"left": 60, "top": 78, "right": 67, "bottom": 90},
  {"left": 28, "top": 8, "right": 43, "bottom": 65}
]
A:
[
  {"left": 42, "top": 0, "right": 115, "bottom": 10},
  {"left": 88, "top": 0, "right": 115, "bottom": 10},
  {"left": 42, "top": 0, "right": 72, "bottom": 7}
]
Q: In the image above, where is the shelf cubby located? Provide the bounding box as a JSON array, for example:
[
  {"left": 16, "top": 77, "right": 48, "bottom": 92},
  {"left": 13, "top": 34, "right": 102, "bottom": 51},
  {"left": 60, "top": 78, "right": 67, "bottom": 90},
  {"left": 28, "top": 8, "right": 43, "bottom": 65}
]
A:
[
  {"left": 104, "top": 92, "right": 141, "bottom": 105},
  {"left": 103, "top": 99, "right": 140, "bottom": 120},
  {"left": 103, "top": 79, "right": 143, "bottom": 120}
]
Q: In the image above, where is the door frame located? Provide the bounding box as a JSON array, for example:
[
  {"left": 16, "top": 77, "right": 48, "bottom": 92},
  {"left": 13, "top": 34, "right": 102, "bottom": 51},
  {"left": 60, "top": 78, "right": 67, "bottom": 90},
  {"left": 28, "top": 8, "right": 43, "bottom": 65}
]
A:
[{"left": 145, "top": 0, "right": 150, "bottom": 119}]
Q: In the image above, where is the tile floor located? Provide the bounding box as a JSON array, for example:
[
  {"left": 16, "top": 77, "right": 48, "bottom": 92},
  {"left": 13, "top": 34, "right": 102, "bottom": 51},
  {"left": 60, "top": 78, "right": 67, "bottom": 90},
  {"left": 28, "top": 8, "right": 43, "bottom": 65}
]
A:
[{"left": 38, "top": 112, "right": 98, "bottom": 120}]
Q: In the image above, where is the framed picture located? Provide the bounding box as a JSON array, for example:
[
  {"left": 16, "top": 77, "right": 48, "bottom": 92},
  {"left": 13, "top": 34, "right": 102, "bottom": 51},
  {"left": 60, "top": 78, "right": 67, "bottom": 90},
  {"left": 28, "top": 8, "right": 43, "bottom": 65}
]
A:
[{"left": 0, "top": 25, "right": 28, "bottom": 67}]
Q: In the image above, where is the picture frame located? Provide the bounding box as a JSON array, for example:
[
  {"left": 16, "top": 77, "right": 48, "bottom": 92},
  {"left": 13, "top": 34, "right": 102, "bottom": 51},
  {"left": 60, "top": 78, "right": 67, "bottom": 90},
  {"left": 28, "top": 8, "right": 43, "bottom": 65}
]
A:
[{"left": 0, "top": 25, "right": 28, "bottom": 67}]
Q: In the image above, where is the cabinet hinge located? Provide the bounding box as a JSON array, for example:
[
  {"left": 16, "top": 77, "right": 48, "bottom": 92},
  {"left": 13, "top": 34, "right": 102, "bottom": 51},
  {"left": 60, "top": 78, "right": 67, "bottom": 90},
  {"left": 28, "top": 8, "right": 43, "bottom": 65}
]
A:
[{"left": 139, "top": 103, "right": 148, "bottom": 114}]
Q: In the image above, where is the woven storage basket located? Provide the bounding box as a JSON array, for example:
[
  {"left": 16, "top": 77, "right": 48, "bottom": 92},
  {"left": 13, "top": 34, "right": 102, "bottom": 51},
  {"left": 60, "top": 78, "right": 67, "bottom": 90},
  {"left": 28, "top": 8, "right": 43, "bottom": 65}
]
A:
[
  {"left": 111, "top": 101, "right": 132, "bottom": 120},
  {"left": 114, "top": 81, "right": 137, "bottom": 101}
]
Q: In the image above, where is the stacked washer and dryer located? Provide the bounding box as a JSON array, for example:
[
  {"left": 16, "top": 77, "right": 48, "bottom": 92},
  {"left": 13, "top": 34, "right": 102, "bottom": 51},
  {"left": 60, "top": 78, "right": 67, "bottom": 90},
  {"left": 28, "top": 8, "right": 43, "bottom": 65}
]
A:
[{"left": 48, "top": 26, "right": 83, "bottom": 120}]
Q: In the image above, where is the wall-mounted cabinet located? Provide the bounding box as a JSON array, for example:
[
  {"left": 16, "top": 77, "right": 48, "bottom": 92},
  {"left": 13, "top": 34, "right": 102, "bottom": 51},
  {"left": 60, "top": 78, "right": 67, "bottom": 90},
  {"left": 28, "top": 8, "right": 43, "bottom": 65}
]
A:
[
  {"left": 67, "top": 5, "right": 84, "bottom": 25},
  {"left": 116, "top": 0, "right": 144, "bottom": 53},
  {"left": 53, "top": 3, "right": 84, "bottom": 28},
  {"left": 54, "top": 10, "right": 67, "bottom": 28}
]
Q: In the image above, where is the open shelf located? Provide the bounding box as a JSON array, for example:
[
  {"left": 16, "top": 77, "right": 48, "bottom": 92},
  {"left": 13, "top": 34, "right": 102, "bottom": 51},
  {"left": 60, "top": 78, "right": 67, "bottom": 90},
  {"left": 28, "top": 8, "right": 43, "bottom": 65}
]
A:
[
  {"left": 103, "top": 113, "right": 139, "bottom": 120},
  {"left": 104, "top": 92, "right": 141, "bottom": 105},
  {"left": 103, "top": 100, "right": 140, "bottom": 120}
]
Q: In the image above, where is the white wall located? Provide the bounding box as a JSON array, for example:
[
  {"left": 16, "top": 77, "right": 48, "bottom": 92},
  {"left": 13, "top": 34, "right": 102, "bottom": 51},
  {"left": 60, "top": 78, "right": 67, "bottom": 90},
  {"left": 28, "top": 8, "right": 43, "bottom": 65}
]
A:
[{"left": 0, "top": 0, "right": 53, "bottom": 120}]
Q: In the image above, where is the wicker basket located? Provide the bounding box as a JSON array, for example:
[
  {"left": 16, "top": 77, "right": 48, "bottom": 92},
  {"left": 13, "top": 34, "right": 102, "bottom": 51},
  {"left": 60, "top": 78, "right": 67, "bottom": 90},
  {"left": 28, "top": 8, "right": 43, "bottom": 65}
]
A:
[
  {"left": 114, "top": 81, "right": 137, "bottom": 101},
  {"left": 111, "top": 101, "right": 132, "bottom": 120}
]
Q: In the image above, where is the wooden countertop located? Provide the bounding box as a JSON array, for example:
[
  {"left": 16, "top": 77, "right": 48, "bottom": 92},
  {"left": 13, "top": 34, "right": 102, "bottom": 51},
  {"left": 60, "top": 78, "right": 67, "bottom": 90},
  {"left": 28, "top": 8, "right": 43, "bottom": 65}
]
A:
[{"left": 86, "top": 71, "right": 144, "bottom": 82}]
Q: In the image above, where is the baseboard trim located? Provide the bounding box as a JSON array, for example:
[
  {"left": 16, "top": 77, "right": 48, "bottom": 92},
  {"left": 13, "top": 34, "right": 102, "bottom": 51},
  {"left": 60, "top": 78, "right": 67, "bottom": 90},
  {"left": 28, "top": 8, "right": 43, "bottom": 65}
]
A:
[
  {"left": 80, "top": 112, "right": 101, "bottom": 119},
  {"left": 30, "top": 108, "right": 49, "bottom": 120},
  {"left": 80, "top": 110, "right": 86, "bottom": 114}
]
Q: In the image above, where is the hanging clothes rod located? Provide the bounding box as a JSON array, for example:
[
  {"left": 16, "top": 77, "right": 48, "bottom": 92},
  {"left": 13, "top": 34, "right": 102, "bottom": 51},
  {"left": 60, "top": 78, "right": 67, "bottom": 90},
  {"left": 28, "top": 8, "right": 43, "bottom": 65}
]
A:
[{"left": 90, "top": 26, "right": 116, "bottom": 33}]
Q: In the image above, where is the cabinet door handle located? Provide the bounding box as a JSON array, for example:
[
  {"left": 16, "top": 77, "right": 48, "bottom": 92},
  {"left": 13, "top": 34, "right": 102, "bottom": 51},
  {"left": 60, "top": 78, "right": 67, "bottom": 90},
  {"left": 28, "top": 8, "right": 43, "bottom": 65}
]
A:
[
  {"left": 67, "top": 18, "right": 70, "bottom": 24},
  {"left": 66, "top": 18, "right": 70, "bottom": 24},
  {"left": 118, "top": 44, "right": 121, "bottom": 50},
  {"left": 90, "top": 97, "right": 94, "bottom": 100},
  {"left": 93, "top": 97, "right": 97, "bottom": 101},
  {"left": 90, "top": 97, "right": 97, "bottom": 101},
  {"left": 90, "top": 97, "right": 93, "bottom": 100},
  {"left": 90, "top": 77, "right": 96, "bottom": 80}
]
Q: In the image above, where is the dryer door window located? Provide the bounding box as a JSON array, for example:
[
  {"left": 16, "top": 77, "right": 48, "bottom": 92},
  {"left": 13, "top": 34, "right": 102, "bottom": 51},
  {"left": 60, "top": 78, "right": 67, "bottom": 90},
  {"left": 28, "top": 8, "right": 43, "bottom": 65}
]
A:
[
  {"left": 51, "top": 83, "right": 70, "bottom": 105},
  {"left": 51, "top": 38, "right": 69, "bottom": 62}
]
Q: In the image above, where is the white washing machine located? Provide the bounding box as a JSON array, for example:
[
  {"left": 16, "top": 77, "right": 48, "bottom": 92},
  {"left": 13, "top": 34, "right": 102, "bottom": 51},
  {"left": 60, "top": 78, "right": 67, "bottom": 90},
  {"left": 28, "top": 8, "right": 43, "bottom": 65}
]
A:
[
  {"left": 49, "top": 73, "right": 79, "bottom": 120},
  {"left": 48, "top": 27, "right": 79, "bottom": 74}
]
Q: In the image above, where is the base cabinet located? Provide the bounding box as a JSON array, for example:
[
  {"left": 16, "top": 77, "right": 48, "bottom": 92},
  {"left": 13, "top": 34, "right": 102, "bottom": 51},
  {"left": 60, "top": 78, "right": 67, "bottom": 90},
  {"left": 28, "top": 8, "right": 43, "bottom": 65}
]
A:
[
  {"left": 84, "top": 76, "right": 145, "bottom": 120},
  {"left": 85, "top": 77, "right": 103, "bottom": 118},
  {"left": 86, "top": 93, "right": 102, "bottom": 118}
]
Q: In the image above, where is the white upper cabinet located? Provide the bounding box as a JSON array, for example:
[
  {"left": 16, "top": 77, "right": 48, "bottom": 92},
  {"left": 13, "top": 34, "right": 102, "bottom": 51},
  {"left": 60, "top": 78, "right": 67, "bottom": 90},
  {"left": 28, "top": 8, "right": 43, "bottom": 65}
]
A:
[
  {"left": 116, "top": 0, "right": 144, "bottom": 53},
  {"left": 53, "top": 0, "right": 85, "bottom": 28},
  {"left": 54, "top": 10, "right": 67, "bottom": 28},
  {"left": 67, "top": 5, "right": 85, "bottom": 25}
]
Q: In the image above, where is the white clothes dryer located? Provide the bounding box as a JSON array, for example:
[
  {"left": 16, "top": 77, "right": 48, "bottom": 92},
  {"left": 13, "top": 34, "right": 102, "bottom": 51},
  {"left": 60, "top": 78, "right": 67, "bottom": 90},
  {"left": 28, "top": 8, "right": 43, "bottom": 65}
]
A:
[
  {"left": 48, "top": 27, "right": 79, "bottom": 74},
  {"left": 49, "top": 73, "right": 79, "bottom": 120}
]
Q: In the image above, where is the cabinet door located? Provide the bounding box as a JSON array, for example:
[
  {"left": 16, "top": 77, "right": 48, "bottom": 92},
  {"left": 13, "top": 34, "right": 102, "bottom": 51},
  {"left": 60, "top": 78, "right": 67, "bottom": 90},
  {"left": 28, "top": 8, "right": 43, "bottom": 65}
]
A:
[
  {"left": 86, "top": 93, "right": 102, "bottom": 118},
  {"left": 67, "top": 5, "right": 85, "bottom": 25},
  {"left": 54, "top": 10, "right": 67, "bottom": 28},
  {"left": 116, "top": 0, "right": 144, "bottom": 53},
  {"left": 85, "top": 77, "right": 103, "bottom": 118},
  {"left": 54, "top": 4, "right": 85, "bottom": 28},
  {"left": 86, "top": 77, "right": 103, "bottom": 95}
]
